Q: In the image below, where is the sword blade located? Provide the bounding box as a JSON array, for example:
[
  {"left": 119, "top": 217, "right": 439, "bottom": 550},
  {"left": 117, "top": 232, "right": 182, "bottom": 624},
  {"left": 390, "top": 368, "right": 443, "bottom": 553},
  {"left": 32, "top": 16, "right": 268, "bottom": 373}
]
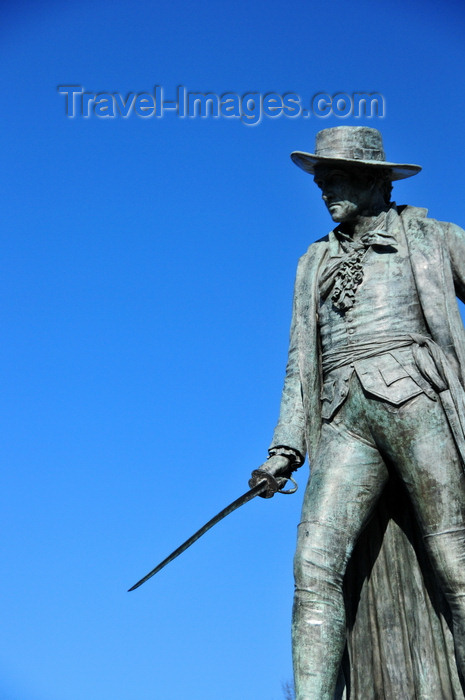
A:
[{"left": 128, "top": 480, "right": 267, "bottom": 591}]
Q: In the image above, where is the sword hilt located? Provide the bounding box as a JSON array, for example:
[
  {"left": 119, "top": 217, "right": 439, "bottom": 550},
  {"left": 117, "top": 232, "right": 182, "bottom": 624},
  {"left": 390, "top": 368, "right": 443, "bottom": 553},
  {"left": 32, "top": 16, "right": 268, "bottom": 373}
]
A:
[
  {"left": 248, "top": 453, "right": 299, "bottom": 498},
  {"left": 248, "top": 469, "right": 284, "bottom": 498},
  {"left": 248, "top": 468, "right": 298, "bottom": 498}
]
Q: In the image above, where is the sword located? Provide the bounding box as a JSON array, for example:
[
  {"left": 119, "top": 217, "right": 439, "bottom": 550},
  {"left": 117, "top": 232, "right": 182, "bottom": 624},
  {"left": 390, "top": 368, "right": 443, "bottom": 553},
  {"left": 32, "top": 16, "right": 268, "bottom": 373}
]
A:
[{"left": 128, "top": 460, "right": 298, "bottom": 592}]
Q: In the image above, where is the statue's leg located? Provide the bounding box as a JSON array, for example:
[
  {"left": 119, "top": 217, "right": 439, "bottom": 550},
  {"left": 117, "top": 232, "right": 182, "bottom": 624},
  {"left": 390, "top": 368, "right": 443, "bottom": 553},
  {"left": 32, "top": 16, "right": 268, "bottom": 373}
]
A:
[
  {"left": 374, "top": 392, "right": 465, "bottom": 682},
  {"left": 293, "top": 399, "right": 389, "bottom": 700}
]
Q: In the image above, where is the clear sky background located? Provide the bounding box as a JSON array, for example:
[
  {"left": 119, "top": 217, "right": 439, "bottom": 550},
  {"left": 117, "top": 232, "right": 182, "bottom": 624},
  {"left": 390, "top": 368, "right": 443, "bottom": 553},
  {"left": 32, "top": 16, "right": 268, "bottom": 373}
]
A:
[{"left": 1, "top": 1, "right": 465, "bottom": 699}]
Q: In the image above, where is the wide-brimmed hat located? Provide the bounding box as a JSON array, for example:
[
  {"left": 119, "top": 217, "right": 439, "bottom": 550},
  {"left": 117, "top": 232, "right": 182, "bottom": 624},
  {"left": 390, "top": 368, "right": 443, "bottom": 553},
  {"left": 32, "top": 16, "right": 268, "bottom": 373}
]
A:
[{"left": 291, "top": 126, "right": 421, "bottom": 181}]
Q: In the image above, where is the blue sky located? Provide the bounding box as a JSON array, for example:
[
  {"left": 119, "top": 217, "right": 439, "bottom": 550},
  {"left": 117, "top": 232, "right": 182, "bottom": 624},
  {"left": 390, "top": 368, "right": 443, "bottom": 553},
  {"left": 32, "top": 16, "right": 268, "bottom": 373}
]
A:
[{"left": 1, "top": 1, "right": 465, "bottom": 699}]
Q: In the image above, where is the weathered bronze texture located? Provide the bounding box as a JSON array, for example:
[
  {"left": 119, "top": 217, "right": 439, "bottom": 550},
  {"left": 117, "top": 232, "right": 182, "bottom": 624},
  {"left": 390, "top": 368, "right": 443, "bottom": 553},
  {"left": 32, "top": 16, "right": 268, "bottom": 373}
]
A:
[{"left": 255, "top": 127, "right": 465, "bottom": 699}]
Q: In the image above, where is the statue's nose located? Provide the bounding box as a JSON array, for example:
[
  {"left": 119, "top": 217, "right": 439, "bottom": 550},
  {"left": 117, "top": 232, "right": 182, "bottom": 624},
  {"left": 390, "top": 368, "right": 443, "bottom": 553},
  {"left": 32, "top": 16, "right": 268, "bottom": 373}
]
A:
[{"left": 321, "top": 186, "right": 335, "bottom": 201}]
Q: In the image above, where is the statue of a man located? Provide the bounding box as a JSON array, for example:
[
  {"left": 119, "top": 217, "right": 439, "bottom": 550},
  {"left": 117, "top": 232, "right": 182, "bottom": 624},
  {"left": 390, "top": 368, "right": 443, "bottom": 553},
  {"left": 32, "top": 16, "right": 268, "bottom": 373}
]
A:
[{"left": 251, "top": 127, "right": 465, "bottom": 699}]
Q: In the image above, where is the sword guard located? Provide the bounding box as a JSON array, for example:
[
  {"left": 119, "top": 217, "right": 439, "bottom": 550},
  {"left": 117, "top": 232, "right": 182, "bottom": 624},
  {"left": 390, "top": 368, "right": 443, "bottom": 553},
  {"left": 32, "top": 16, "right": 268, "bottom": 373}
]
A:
[
  {"left": 277, "top": 475, "right": 298, "bottom": 495},
  {"left": 249, "top": 469, "right": 293, "bottom": 498}
]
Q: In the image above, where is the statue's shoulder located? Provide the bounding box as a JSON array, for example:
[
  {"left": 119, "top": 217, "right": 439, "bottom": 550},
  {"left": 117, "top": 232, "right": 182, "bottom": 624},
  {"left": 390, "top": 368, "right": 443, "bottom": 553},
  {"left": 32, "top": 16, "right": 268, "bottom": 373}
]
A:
[
  {"left": 399, "top": 204, "right": 462, "bottom": 244},
  {"left": 292, "top": 236, "right": 329, "bottom": 288},
  {"left": 398, "top": 204, "right": 429, "bottom": 227},
  {"left": 298, "top": 234, "right": 330, "bottom": 263},
  {"left": 398, "top": 204, "right": 428, "bottom": 218}
]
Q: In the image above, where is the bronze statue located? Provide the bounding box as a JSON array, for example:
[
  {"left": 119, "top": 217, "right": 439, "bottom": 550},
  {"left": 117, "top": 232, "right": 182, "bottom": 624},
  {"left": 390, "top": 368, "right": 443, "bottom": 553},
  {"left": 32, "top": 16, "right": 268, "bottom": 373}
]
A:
[{"left": 251, "top": 127, "right": 465, "bottom": 699}]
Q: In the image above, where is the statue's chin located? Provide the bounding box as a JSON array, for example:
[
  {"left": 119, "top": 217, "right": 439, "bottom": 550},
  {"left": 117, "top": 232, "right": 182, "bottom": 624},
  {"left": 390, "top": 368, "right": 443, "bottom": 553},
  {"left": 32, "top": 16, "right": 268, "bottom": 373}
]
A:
[{"left": 328, "top": 201, "right": 359, "bottom": 223}]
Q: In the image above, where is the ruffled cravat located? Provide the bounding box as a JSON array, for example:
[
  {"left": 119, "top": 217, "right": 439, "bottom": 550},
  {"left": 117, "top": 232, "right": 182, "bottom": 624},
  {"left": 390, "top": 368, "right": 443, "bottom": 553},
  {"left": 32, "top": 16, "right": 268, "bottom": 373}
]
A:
[{"left": 320, "top": 211, "right": 398, "bottom": 312}]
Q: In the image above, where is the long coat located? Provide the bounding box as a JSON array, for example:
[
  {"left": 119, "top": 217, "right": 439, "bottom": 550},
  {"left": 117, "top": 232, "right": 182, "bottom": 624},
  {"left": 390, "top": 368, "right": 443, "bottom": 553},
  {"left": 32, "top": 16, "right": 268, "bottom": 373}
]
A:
[
  {"left": 271, "top": 205, "right": 465, "bottom": 698},
  {"left": 271, "top": 205, "right": 465, "bottom": 459}
]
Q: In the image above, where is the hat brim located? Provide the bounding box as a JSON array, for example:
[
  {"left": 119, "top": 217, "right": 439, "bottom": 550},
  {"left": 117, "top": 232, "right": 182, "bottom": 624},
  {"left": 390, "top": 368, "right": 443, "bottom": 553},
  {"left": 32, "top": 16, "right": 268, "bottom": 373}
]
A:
[{"left": 291, "top": 152, "right": 421, "bottom": 181}]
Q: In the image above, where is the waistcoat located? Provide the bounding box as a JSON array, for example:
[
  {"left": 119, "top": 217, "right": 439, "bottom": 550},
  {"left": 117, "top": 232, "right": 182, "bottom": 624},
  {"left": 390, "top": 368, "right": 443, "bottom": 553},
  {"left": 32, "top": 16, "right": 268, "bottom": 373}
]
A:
[{"left": 318, "top": 210, "right": 432, "bottom": 420}]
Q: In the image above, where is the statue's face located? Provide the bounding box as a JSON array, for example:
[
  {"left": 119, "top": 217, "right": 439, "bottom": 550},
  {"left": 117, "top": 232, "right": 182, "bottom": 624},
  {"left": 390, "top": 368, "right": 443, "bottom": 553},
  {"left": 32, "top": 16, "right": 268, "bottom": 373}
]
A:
[{"left": 313, "top": 167, "right": 374, "bottom": 223}]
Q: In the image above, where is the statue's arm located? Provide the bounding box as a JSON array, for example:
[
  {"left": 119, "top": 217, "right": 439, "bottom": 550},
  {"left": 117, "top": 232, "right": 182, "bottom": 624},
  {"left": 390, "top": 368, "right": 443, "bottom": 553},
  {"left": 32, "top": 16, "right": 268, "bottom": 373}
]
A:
[
  {"left": 250, "top": 262, "right": 308, "bottom": 492},
  {"left": 446, "top": 222, "right": 465, "bottom": 301}
]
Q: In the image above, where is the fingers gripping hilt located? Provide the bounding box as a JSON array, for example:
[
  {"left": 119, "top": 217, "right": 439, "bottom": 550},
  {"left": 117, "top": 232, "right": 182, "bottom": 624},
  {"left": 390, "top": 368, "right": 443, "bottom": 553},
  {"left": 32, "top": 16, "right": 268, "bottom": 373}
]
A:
[{"left": 248, "top": 469, "right": 298, "bottom": 498}]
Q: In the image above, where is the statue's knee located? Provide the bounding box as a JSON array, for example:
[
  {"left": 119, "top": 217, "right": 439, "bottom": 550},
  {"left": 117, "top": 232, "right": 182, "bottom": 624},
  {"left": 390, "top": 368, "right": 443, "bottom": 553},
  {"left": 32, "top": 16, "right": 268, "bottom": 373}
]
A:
[
  {"left": 294, "top": 548, "right": 313, "bottom": 588},
  {"left": 293, "top": 544, "right": 341, "bottom": 592},
  {"left": 294, "top": 523, "right": 348, "bottom": 592}
]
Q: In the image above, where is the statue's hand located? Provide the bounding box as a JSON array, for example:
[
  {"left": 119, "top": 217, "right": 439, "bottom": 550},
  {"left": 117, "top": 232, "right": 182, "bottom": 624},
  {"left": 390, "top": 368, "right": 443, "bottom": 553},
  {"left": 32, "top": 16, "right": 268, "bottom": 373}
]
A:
[{"left": 248, "top": 454, "right": 293, "bottom": 499}]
